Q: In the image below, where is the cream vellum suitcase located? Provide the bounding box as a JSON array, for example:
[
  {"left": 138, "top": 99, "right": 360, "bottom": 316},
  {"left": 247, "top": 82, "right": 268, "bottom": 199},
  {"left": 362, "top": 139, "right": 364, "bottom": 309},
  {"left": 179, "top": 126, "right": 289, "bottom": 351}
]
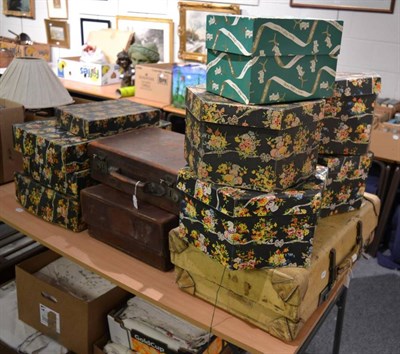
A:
[{"left": 169, "top": 194, "right": 380, "bottom": 342}]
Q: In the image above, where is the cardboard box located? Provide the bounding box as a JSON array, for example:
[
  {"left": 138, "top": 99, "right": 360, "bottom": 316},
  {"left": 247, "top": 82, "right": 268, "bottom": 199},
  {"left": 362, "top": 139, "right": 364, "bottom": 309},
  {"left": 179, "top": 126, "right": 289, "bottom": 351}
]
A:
[
  {"left": 0, "top": 99, "right": 24, "bottom": 184},
  {"left": 0, "top": 37, "right": 51, "bottom": 62},
  {"left": 57, "top": 57, "right": 122, "bottom": 86},
  {"left": 374, "top": 100, "right": 400, "bottom": 119},
  {"left": 108, "top": 299, "right": 228, "bottom": 354},
  {"left": 206, "top": 15, "right": 343, "bottom": 105},
  {"left": 135, "top": 63, "right": 173, "bottom": 105},
  {"left": 16, "top": 250, "right": 129, "bottom": 354},
  {"left": 369, "top": 122, "right": 400, "bottom": 163}
]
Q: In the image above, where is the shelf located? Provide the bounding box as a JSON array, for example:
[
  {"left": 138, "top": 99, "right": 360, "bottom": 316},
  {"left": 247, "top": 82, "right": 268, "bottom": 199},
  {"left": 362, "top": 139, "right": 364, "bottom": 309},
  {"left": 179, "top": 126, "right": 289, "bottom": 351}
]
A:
[
  {"left": 0, "top": 182, "right": 346, "bottom": 353},
  {"left": 60, "top": 78, "right": 169, "bottom": 109}
]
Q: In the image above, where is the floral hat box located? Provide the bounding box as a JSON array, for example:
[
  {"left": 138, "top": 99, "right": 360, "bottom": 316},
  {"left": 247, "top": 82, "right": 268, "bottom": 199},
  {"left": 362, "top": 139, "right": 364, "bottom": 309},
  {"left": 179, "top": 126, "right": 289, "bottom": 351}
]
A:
[
  {"left": 205, "top": 15, "right": 344, "bottom": 105},
  {"left": 318, "top": 152, "right": 373, "bottom": 218},
  {"left": 176, "top": 165, "right": 328, "bottom": 270},
  {"left": 185, "top": 86, "right": 324, "bottom": 193},
  {"left": 320, "top": 72, "right": 381, "bottom": 156}
]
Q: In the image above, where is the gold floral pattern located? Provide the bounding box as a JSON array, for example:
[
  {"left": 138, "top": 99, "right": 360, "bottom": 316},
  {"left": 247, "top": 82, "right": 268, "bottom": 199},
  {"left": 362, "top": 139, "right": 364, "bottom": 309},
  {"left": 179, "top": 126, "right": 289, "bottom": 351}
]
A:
[
  {"left": 320, "top": 73, "right": 380, "bottom": 155},
  {"left": 56, "top": 100, "right": 160, "bottom": 138},
  {"left": 22, "top": 156, "right": 94, "bottom": 196},
  {"left": 15, "top": 172, "right": 85, "bottom": 232},
  {"left": 13, "top": 120, "right": 92, "bottom": 175},
  {"left": 176, "top": 166, "right": 327, "bottom": 269},
  {"left": 185, "top": 87, "right": 324, "bottom": 192},
  {"left": 319, "top": 153, "right": 372, "bottom": 217}
]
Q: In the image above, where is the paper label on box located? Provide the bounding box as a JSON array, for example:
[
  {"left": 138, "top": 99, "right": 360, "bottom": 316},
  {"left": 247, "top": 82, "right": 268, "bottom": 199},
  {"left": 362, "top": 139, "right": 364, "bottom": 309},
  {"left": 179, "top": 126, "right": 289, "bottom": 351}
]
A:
[
  {"left": 40, "top": 303, "right": 60, "bottom": 334},
  {"left": 130, "top": 329, "right": 169, "bottom": 354}
]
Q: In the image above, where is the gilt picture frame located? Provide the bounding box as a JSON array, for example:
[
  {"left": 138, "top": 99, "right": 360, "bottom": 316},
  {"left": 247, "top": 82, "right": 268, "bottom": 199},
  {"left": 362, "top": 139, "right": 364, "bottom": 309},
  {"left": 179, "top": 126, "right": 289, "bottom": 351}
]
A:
[
  {"left": 290, "top": 0, "right": 395, "bottom": 13},
  {"left": 47, "top": 0, "right": 68, "bottom": 19},
  {"left": 44, "top": 19, "right": 70, "bottom": 48},
  {"left": 116, "top": 16, "right": 174, "bottom": 63},
  {"left": 178, "top": 1, "right": 241, "bottom": 63},
  {"left": 3, "top": 0, "right": 35, "bottom": 18}
]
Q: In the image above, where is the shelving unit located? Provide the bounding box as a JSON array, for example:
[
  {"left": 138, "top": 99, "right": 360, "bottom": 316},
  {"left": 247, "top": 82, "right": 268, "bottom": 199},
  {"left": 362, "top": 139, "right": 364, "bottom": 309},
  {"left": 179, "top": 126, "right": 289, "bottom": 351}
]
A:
[{"left": 0, "top": 182, "right": 348, "bottom": 354}]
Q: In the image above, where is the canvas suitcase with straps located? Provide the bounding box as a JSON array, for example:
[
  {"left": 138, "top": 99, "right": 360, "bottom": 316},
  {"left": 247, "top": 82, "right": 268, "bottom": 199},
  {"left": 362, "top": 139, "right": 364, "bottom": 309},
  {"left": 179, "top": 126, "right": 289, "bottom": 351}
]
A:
[
  {"left": 88, "top": 127, "right": 186, "bottom": 215},
  {"left": 169, "top": 194, "right": 380, "bottom": 341}
]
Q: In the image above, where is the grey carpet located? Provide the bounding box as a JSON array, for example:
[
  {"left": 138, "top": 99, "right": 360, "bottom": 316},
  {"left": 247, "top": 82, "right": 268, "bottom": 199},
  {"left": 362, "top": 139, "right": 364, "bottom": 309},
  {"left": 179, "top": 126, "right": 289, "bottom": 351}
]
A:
[{"left": 305, "top": 274, "right": 400, "bottom": 354}]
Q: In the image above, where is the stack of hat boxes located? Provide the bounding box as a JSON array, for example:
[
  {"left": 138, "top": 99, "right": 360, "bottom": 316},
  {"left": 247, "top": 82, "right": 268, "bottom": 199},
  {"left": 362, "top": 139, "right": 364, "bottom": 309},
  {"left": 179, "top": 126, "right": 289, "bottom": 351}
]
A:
[
  {"left": 318, "top": 72, "right": 381, "bottom": 217},
  {"left": 169, "top": 14, "right": 378, "bottom": 342},
  {"left": 12, "top": 100, "right": 161, "bottom": 232}
]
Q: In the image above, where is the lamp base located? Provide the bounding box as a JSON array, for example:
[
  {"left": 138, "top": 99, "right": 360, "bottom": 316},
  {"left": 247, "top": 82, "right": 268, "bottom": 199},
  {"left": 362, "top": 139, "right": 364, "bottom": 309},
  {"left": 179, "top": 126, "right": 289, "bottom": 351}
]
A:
[{"left": 24, "top": 108, "right": 56, "bottom": 122}]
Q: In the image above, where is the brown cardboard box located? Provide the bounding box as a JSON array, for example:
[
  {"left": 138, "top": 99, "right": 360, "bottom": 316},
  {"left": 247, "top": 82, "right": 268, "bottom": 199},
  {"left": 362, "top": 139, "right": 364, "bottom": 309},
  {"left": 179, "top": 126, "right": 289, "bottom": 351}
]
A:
[
  {"left": 0, "top": 37, "right": 51, "bottom": 62},
  {"left": 108, "top": 301, "right": 228, "bottom": 354},
  {"left": 369, "top": 122, "right": 400, "bottom": 163},
  {"left": 135, "top": 63, "right": 173, "bottom": 105},
  {"left": 0, "top": 99, "right": 24, "bottom": 184},
  {"left": 374, "top": 100, "right": 400, "bottom": 119},
  {"left": 16, "top": 250, "right": 129, "bottom": 354}
]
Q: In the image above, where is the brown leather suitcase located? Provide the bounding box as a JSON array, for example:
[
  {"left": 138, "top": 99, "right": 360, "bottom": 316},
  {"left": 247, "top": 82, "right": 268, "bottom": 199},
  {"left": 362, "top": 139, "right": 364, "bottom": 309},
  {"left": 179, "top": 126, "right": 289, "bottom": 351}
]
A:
[
  {"left": 88, "top": 127, "right": 186, "bottom": 215},
  {"left": 81, "top": 184, "right": 178, "bottom": 271}
]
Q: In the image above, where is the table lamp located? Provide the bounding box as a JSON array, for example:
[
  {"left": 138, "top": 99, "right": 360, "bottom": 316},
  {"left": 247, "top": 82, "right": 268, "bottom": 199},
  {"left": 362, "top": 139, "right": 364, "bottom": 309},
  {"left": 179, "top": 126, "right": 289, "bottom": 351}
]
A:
[{"left": 0, "top": 57, "right": 74, "bottom": 110}]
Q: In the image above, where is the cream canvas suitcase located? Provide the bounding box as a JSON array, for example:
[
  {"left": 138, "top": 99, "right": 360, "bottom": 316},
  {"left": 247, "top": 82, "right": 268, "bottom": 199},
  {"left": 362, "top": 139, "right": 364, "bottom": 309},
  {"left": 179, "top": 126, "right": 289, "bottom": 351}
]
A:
[{"left": 169, "top": 194, "right": 380, "bottom": 342}]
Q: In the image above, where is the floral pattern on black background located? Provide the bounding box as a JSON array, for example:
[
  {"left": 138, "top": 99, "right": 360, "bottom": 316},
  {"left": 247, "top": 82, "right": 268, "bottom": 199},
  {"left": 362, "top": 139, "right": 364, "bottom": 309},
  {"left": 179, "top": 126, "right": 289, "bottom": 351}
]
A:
[
  {"left": 56, "top": 100, "right": 160, "bottom": 139},
  {"left": 15, "top": 172, "right": 85, "bottom": 232},
  {"left": 185, "top": 87, "right": 324, "bottom": 192},
  {"left": 320, "top": 73, "right": 381, "bottom": 155},
  {"left": 318, "top": 153, "right": 373, "bottom": 217},
  {"left": 13, "top": 120, "right": 92, "bottom": 174},
  {"left": 176, "top": 166, "right": 327, "bottom": 269}
]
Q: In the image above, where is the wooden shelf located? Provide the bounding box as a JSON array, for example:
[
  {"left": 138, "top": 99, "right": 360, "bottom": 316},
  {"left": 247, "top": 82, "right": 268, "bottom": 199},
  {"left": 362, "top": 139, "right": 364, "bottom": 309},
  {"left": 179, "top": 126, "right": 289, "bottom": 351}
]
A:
[
  {"left": 60, "top": 79, "right": 168, "bottom": 109},
  {"left": 0, "top": 182, "right": 348, "bottom": 353}
]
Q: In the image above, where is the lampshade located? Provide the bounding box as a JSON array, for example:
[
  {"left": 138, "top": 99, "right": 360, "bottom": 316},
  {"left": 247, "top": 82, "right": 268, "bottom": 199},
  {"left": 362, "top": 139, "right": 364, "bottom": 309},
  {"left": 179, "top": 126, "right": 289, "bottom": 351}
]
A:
[{"left": 0, "top": 57, "right": 74, "bottom": 109}]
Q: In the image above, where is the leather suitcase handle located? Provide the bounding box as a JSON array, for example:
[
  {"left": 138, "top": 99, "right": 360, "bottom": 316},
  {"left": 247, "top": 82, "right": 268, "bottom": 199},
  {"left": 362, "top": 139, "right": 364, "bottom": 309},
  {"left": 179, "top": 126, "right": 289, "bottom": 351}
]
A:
[
  {"left": 108, "top": 167, "right": 147, "bottom": 190},
  {"left": 108, "top": 167, "right": 174, "bottom": 199}
]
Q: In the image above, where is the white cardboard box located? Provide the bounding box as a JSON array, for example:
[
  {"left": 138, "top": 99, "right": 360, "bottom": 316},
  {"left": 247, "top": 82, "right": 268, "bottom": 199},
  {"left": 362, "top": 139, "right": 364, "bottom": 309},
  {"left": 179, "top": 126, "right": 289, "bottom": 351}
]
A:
[{"left": 57, "top": 56, "right": 122, "bottom": 86}]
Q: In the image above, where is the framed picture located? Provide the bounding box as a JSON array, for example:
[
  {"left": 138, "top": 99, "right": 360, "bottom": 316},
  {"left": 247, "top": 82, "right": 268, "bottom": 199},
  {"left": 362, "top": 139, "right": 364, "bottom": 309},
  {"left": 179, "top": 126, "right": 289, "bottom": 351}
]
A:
[
  {"left": 290, "top": 0, "right": 395, "bottom": 13},
  {"left": 44, "top": 19, "right": 70, "bottom": 48},
  {"left": 178, "top": 1, "right": 241, "bottom": 63},
  {"left": 47, "top": 0, "right": 68, "bottom": 19},
  {"left": 3, "top": 0, "right": 35, "bottom": 18},
  {"left": 116, "top": 16, "right": 174, "bottom": 63},
  {"left": 80, "top": 18, "right": 112, "bottom": 45}
]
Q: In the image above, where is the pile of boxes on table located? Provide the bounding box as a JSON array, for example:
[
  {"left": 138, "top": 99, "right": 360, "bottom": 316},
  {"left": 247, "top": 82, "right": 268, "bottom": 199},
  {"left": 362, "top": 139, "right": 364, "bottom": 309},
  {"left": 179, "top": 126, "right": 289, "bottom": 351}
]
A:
[
  {"left": 12, "top": 99, "right": 161, "bottom": 232},
  {"left": 168, "top": 14, "right": 381, "bottom": 342},
  {"left": 56, "top": 29, "right": 134, "bottom": 86},
  {"left": 318, "top": 72, "right": 381, "bottom": 216}
]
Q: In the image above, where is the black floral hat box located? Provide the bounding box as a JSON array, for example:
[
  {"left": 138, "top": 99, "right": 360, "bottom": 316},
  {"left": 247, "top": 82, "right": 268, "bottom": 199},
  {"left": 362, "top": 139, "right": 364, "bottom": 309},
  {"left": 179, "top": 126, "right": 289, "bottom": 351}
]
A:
[
  {"left": 185, "top": 86, "right": 325, "bottom": 193},
  {"left": 320, "top": 73, "right": 381, "bottom": 155},
  {"left": 56, "top": 100, "right": 160, "bottom": 139},
  {"left": 14, "top": 172, "right": 85, "bottom": 232},
  {"left": 318, "top": 152, "right": 373, "bottom": 217},
  {"left": 176, "top": 165, "right": 328, "bottom": 270}
]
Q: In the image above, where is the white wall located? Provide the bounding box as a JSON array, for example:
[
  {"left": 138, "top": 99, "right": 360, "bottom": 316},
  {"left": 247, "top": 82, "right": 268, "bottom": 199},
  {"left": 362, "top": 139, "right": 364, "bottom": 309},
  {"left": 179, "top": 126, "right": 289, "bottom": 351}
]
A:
[{"left": 1, "top": 0, "right": 399, "bottom": 99}]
